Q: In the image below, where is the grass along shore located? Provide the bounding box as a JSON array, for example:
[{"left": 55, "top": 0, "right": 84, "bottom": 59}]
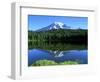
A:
[{"left": 31, "top": 60, "right": 79, "bottom": 66}]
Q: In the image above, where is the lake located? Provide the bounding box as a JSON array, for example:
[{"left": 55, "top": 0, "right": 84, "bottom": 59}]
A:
[{"left": 28, "top": 42, "right": 88, "bottom": 66}]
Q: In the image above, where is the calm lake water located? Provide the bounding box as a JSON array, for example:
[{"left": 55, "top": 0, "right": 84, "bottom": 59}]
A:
[{"left": 28, "top": 43, "right": 88, "bottom": 66}]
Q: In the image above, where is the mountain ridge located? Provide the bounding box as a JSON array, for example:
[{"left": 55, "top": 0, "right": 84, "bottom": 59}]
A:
[{"left": 37, "top": 22, "right": 71, "bottom": 32}]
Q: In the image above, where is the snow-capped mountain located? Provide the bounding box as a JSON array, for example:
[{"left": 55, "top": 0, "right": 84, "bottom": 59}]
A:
[{"left": 37, "top": 22, "right": 70, "bottom": 31}]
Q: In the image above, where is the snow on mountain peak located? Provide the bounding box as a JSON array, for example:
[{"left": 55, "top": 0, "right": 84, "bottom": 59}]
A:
[
  {"left": 54, "top": 22, "right": 64, "bottom": 25},
  {"left": 49, "top": 22, "right": 65, "bottom": 30},
  {"left": 54, "top": 22, "right": 64, "bottom": 29}
]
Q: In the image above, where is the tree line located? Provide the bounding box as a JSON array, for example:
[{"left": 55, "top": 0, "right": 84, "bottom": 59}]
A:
[{"left": 28, "top": 29, "right": 87, "bottom": 44}]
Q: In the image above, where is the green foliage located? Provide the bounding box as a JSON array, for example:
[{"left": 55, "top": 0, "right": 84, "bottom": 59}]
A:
[
  {"left": 31, "top": 60, "right": 58, "bottom": 66},
  {"left": 28, "top": 29, "right": 87, "bottom": 49},
  {"left": 31, "top": 60, "right": 79, "bottom": 66},
  {"left": 59, "top": 61, "right": 79, "bottom": 65},
  {"left": 28, "top": 29, "right": 87, "bottom": 44}
]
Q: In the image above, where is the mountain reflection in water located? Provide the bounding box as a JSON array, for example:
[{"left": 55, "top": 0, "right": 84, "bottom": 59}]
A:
[{"left": 28, "top": 42, "right": 88, "bottom": 66}]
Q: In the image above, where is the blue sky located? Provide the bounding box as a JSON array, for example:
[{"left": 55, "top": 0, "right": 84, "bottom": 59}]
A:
[{"left": 28, "top": 15, "right": 88, "bottom": 31}]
